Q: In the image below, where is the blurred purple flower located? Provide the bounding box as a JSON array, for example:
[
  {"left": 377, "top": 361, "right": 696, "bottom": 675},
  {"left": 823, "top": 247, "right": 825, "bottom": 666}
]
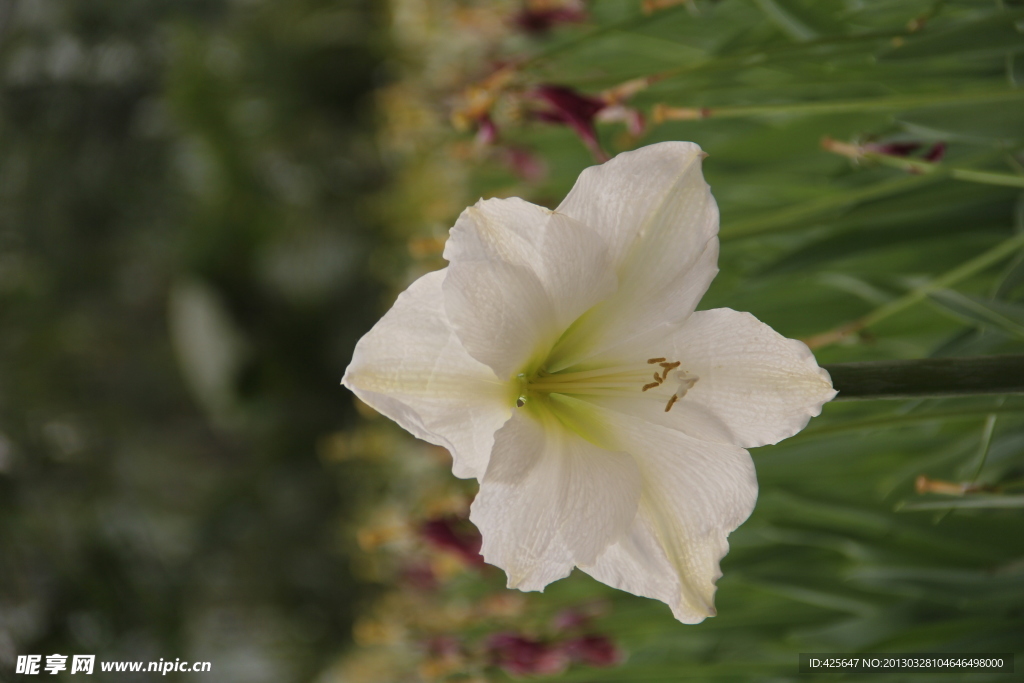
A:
[
  {"left": 867, "top": 140, "right": 946, "bottom": 163},
  {"left": 923, "top": 141, "right": 946, "bottom": 163},
  {"left": 501, "top": 146, "right": 548, "bottom": 182},
  {"left": 399, "top": 561, "right": 439, "bottom": 591},
  {"left": 551, "top": 608, "right": 591, "bottom": 632},
  {"left": 424, "top": 634, "right": 463, "bottom": 659},
  {"left": 532, "top": 85, "right": 610, "bottom": 160},
  {"left": 531, "top": 84, "right": 646, "bottom": 161},
  {"left": 419, "top": 515, "right": 485, "bottom": 567},
  {"left": 513, "top": 1, "right": 587, "bottom": 35},
  {"left": 561, "top": 635, "right": 622, "bottom": 667},
  {"left": 551, "top": 600, "right": 608, "bottom": 631},
  {"left": 600, "top": 104, "right": 645, "bottom": 137},
  {"left": 867, "top": 141, "right": 921, "bottom": 157},
  {"left": 487, "top": 633, "right": 569, "bottom": 677},
  {"left": 475, "top": 113, "right": 500, "bottom": 146}
]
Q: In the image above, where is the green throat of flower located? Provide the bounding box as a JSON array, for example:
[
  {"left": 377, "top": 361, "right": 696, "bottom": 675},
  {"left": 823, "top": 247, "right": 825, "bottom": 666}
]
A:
[{"left": 517, "top": 357, "right": 699, "bottom": 413}]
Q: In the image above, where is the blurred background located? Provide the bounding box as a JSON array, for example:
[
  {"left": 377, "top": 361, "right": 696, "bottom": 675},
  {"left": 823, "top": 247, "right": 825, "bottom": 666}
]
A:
[{"left": 1, "top": 0, "right": 1022, "bottom": 681}]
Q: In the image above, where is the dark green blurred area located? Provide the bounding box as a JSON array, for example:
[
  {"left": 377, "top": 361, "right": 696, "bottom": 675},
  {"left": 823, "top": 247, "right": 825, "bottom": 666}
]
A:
[{"left": 0, "top": 0, "right": 390, "bottom": 679}]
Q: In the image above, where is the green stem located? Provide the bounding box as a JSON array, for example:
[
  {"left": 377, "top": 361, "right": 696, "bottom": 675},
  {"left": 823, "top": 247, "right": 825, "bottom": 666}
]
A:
[
  {"left": 899, "top": 496, "right": 1024, "bottom": 510},
  {"left": 967, "top": 406, "right": 1001, "bottom": 481},
  {"left": 825, "top": 139, "right": 1024, "bottom": 189},
  {"left": 824, "top": 355, "right": 1024, "bottom": 401},
  {"left": 805, "top": 230, "right": 1024, "bottom": 348},
  {"left": 656, "top": 87, "right": 1024, "bottom": 121},
  {"left": 949, "top": 168, "right": 1024, "bottom": 188},
  {"left": 862, "top": 232, "right": 1024, "bottom": 327}
]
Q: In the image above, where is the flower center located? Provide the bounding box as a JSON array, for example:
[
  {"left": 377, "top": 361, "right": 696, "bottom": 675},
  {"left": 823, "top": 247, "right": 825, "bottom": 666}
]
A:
[{"left": 520, "top": 357, "right": 699, "bottom": 412}]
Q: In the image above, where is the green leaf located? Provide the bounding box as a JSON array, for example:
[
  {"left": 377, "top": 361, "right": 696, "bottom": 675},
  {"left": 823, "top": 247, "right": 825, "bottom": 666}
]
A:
[
  {"left": 752, "top": 0, "right": 842, "bottom": 42},
  {"left": 756, "top": 185, "right": 1012, "bottom": 276},
  {"left": 993, "top": 248, "right": 1024, "bottom": 299},
  {"left": 880, "top": 9, "right": 1024, "bottom": 60},
  {"left": 927, "top": 289, "right": 1024, "bottom": 339},
  {"left": 899, "top": 495, "right": 1024, "bottom": 509},
  {"left": 742, "top": 579, "right": 880, "bottom": 616},
  {"left": 1011, "top": 51, "right": 1024, "bottom": 87}
]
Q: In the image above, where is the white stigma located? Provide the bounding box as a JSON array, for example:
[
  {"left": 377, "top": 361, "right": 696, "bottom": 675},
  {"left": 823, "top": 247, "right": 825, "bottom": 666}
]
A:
[{"left": 665, "top": 369, "right": 700, "bottom": 412}]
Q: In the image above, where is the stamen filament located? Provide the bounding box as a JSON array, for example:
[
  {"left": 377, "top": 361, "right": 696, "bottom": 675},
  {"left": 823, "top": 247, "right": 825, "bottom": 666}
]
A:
[
  {"left": 530, "top": 381, "right": 646, "bottom": 391},
  {"left": 539, "top": 389, "right": 645, "bottom": 397},
  {"left": 534, "top": 363, "right": 659, "bottom": 383}
]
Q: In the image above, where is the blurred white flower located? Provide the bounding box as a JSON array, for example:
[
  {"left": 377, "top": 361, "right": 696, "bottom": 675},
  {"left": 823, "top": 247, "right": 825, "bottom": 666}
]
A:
[{"left": 343, "top": 142, "right": 836, "bottom": 623}]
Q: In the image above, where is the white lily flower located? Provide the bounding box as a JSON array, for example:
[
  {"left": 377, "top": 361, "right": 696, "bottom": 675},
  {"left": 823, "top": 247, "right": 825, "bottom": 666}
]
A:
[{"left": 342, "top": 142, "right": 836, "bottom": 623}]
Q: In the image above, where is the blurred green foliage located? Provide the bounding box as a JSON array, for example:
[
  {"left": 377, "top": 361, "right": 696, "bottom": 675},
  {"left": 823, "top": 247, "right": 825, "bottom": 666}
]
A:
[{"left": 0, "top": 0, "right": 389, "bottom": 680}]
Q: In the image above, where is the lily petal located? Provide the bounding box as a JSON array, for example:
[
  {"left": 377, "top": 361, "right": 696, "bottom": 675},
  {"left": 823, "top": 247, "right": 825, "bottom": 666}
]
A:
[
  {"left": 443, "top": 197, "right": 617, "bottom": 379},
  {"left": 471, "top": 408, "right": 643, "bottom": 591},
  {"left": 573, "top": 401, "right": 757, "bottom": 623},
  {"left": 548, "top": 142, "right": 719, "bottom": 370},
  {"left": 444, "top": 260, "right": 559, "bottom": 382},
  {"left": 581, "top": 392, "right": 737, "bottom": 446},
  {"left": 342, "top": 270, "right": 512, "bottom": 480},
  {"left": 667, "top": 308, "right": 837, "bottom": 448}
]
